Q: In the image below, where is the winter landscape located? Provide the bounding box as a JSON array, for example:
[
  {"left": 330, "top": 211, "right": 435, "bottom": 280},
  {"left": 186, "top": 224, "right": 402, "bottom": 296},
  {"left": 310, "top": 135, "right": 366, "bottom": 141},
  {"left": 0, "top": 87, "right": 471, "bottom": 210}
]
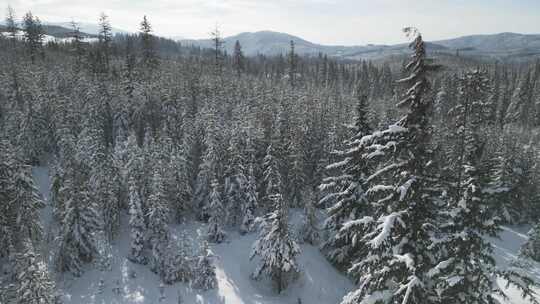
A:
[{"left": 2, "top": 1, "right": 540, "bottom": 304}]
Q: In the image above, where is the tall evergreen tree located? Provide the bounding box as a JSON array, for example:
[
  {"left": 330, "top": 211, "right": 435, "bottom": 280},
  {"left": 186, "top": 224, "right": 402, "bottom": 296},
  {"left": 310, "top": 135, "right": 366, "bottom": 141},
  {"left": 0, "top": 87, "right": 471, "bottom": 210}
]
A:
[
  {"left": 300, "top": 197, "right": 320, "bottom": 245},
  {"left": 13, "top": 241, "right": 55, "bottom": 304},
  {"left": 262, "top": 144, "right": 281, "bottom": 211},
  {"left": 22, "top": 12, "right": 44, "bottom": 63},
  {"left": 147, "top": 165, "right": 170, "bottom": 275},
  {"left": 96, "top": 12, "right": 112, "bottom": 74},
  {"left": 210, "top": 25, "right": 224, "bottom": 75},
  {"left": 69, "top": 20, "right": 86, "bottom": 70},
  {"left": 5, "top": 6, "right": 18, "bottom": 41},
  {"left": 232, "top": 40, "right": 245, "bottom": 76},
  {"left": 55, "top": 162, "right": 102, "bottom": 276},
  {"left": 139, "top": 15, "right": 158, "bottom": 70},
  {"left": 165, "top": 143, "right": 191, "bottom": 222},
  {"left": 207, "top": 179, "right": 226, "bottom": 243},
  {"left": 288, "top": 141, "right": 305, "bottom": 208},
  {"left": 430, "top": 70, "right": 510, "bottom": 303},
  {"left": 340, "top": 28, "right": 441, "bottom": 304},
  {"left": 194, "top": 127, "right": 218, "bottom": 221},
  {"left": 0, "top": 140, "right": 44, "bottom": 259},
  {"left": 487, "top": 134, "right": 536, "bottom": 224},
  {"left": 224, "top": 138, "right": 246, "bottom": 226},
  {"left": 251, "top": 193, "right": 300, "bottom": 293},
  {"left": 240, "top": 162, "right": 258, "bottom": 234},
  {"left": 288, "top": 40, "right": 297, "bottom": 87},
  {"left": 505, "top": 72, "right": 534, "bottom": 129},
  {"left": 320, "top": 93, "right": 371, "bottom": 268},
  {"left": 192, "top": 241, "right": 217, "bottom": 290},
  {"left": 128, "top": 176, "right": 146, "bottom": 264}
]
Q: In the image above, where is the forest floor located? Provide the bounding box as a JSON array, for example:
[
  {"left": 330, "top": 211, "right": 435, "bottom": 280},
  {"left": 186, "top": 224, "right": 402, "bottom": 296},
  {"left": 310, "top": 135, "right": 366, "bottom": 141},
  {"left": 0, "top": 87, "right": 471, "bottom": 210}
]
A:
[
  {"left": 32, "top": 166, "right": 353, "bottom": 304},
  {"left": 31, "top": 166, "right": 540, "bottom": 304},
  {"left": 488, "top": 226, "right": 540, "bottom": 304}
]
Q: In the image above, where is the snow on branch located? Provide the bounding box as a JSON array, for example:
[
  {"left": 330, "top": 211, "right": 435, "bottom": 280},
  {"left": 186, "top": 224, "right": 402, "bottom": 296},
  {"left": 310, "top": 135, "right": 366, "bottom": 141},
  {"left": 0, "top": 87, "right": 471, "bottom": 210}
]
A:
[
  {"left": 395, "top": 275, "right": 423, "bottom": 304},
  {"left": 368, "top": 212, "right": 406, "bottom": 249}
]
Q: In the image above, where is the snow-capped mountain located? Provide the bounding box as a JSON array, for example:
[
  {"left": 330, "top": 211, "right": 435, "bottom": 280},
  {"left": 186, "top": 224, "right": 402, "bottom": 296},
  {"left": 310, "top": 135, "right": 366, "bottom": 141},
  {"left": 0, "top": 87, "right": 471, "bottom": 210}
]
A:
[
  {"left": 179, "top": 30, "right": 387, "bottom": 57},
  {"left": 180, "top": 30, "right": 540, "bottom": 61}
]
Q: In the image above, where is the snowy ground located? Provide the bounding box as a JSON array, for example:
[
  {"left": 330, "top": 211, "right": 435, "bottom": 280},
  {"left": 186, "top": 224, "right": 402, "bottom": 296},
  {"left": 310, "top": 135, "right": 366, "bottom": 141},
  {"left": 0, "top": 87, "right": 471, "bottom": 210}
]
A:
[
  {"left": 31, "top": 166, "right": 540, "bottom": 303},
  {"left": 487, "top": 226, "right": 540, "bottom": 304},
  {"left": 32, "top": 166, "right": 353, "bottom": 304},
  {"left": 1, "top": 31, "right": 98, "bottom": 44}
]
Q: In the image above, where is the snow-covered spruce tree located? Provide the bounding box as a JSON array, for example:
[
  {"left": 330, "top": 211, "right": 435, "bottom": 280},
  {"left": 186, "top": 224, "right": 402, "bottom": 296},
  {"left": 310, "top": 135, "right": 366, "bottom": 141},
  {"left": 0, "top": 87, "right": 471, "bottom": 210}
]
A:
[
  {"left": 90, "top": 154, "right": 122, "bottom": 241},
  {"left": 192, "top": 241, "right": 217, "bottom": 290},
  {"left": 160, "top": 237, "right": 192, "bottom": 284},
  {"left": 12, "top": 83, "right": 51, "bottom": 165},
  {"left": 340, "top": 28, "right": 442, "bottom": 304},
  {"left": 319, "top": 93, "right": 372, "bottom": 268},
  {"left": 194, "top": 127, "right": 218, "bottom": 221},
  {"left": 11, "top": 162, "right": 45, "bottom": 246},
  {"left": 22, "top": 11, "right": 45, "bottom": 63},
  {"left": 207, "top": 179, "right": 227, "bottom": 243},
  {"left": 51, "top": 125, "right": 103, "bottom": 276},
  {"left": 251, "top": 194, "right": 300, "bottom": 293},
  {"left": 487, "top": 133, "right": 536, "bottom": 224},
  {"left": 429, "top": 70, "right": 516, "bottom": 304},
  {"left": 166, "top": 143, "right": 191, "bottom": 222},
  {"left": 240, "top": 162, "right": 258, "bottom": 234},
  {"left": 504, "top": 72, "right": 534, "bottom": 129},
  {"left": 139, "top": 15, "right": 159, "bottom": 71},
  {"left": 13, "top": 241, "right": 55, "bottom": 304},
  {"left": 0, "top": 140, "right": 46, "bottom": 294},
  {"left": 55, "top": 164, "right": 103, "bottom": 276},
  {"left": 224, "top": 137, "right": 247, "bottom": 227},
  {"left": 0, "top": 142, "right": 15, "bottom": 260},
  {"left": 232, "top": 40, "right": 245, "bottom": 76},
  {"left": 0, "top": 140, "right": 44, "bottom": 254},
  {"left": 147, "top": 165, "right": 171, "bottom": 276},
  {"left": 275, "top": 99, "right": 294, "bottom": 201},
  {"left": 126, "top": 133, "right": 145, "bottom": 199},
  {"left": 112, "top": 136, "right": 129, "bottom": 201},
  {"left": 141, "top": 128, "right": 159, "bottom": 202},
  {"left": 76, "top": 106, "right": 122, "bottom": 241},
  {"left": 262, "top": 144, "right": 282, "bottom": 211},
  {"left": 300, "top": 195, "right": 320, "bottom": 245},
  {"left": 445, "top": 69, "right": 491, "bottom": 197},
  {"left": 288, "top": 141, "right": 305, "bottom": 208},
  {"left": 128, "top": 176, "right": 147, "bottom": 264},
  {"left": 50, "top": 128, "right": 77, "bottom": 221},
  {"left": 178, "top": 230, "right": 195, "bottom": 281}
]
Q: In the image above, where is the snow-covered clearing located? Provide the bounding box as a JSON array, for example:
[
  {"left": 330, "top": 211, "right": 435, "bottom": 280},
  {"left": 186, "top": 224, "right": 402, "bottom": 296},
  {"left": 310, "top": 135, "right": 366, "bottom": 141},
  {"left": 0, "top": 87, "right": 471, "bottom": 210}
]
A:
[
  {"left": 32, "top": 166, "right": 353, "bottom": 304},
  {"left": 32, "top": 166, "right": 540, "bottom": 303},
  {"left": 487, "top": 226, "right": 540, "bottom": 304},
  {"left": 1, "top": 31, "right": 98, "bottom": 43}
]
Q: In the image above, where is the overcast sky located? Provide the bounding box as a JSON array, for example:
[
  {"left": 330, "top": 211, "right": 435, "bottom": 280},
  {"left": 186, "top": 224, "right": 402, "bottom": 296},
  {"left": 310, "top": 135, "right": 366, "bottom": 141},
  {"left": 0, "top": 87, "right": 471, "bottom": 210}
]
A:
[{"left": 5, "top": 0, "right": 540, "bottom": 45}]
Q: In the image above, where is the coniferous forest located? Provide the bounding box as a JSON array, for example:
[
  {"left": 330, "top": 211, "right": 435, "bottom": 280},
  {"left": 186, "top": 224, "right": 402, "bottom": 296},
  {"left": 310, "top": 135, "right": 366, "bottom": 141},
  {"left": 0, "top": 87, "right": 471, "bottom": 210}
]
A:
[{"left": 2, "top": 6, "right": 540, "bottom": 304}]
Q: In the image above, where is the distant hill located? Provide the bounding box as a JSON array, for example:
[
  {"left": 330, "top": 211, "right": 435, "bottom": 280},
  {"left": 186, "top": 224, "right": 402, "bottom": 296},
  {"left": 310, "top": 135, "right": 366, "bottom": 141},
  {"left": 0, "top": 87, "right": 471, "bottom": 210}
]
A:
[
  {"left": 179, "top": 31, "right": 386, "bottom": 57},
  {"left": 433, "top": 32, "right": 540, "bottom": 59},
  {"left": 180, "top": 31, "right": 540, "bottom": 61},
  {"left": 41, "top": 24, "right": 96, "bottom": 38},
  {"left": 0, "top": 22, "right": 95, "bottom": 38},
  {"left": 44, "top": 21, "right": 129, "bottom": 36}
]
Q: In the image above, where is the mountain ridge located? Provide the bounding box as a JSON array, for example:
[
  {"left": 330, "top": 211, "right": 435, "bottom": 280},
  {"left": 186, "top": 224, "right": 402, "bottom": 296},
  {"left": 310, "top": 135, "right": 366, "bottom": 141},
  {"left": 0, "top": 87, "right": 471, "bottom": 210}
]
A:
[{"left": 179, "top": 30, "right": 540, "bottom": 61}]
